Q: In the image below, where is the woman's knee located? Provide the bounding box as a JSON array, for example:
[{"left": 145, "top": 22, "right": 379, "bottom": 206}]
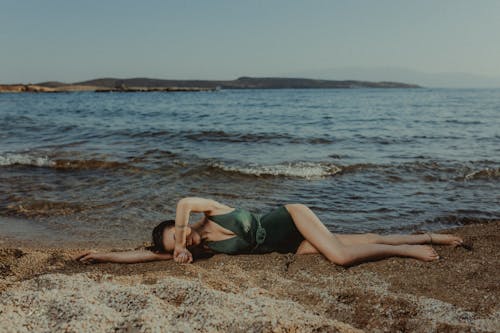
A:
[
  {"left": 285, "top": 203, "right": 309, "bottom": 214},
  {"left": 324, "top": 249, "right": 353, "bottom": 266}
]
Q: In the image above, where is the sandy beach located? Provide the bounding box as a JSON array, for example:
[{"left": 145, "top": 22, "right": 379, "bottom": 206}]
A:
[
  {"left": 2, "top": 1, "right": 499, "bottom": 332},
  {"left": 0, "top": 221, "right": 498, "bottom": 332}
]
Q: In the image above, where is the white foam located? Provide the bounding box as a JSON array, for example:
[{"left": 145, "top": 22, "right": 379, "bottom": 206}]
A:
[
  {"left": 0, "top": 153, "right": 55, "bottom": 167},
  {"left": 464, "top": 167, "right": 500, "bottom": 181},
  {"left": 213, "top": 161, "right": 342, "bottom": 179}
]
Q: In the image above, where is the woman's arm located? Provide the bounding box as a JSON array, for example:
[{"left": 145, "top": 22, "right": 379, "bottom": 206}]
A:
[
  {"left": 74, "top": 250, "right": 172, "bottom": 264},
  {"left": 174, "top": 197, "right": 226, "bottom": 263}
]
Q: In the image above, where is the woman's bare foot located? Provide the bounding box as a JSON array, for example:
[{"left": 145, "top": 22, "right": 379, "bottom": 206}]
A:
[
  {"left": 403, "top": 245, "right": 440, "bottom": 261},
  {"left": 427, "top": 233, "right": 463, "bottom": 246}
]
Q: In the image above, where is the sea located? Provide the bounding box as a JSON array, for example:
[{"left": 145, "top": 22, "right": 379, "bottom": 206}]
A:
[{"left": 0, "top": 88, "right": 499, "bottom": 246}]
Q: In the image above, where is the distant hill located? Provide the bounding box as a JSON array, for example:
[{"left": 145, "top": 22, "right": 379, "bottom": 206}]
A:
[
  {"left": 73, "top": 77, "right": 420, "bottom": 89},
  {"left": 1, "top": 77, "right": 420, "bottom": 93},
  {"left": 0, "top": 77, "right": 420, "bottom": 93},
  {"left": 36, "top": 81, "right": 71, "bottom": 88},
  {"left": 289, "top": 67, "right": 500, "bottom": 88}
]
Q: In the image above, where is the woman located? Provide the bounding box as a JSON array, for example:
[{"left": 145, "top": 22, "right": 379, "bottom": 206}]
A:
[{"left": 76, "top": 197, "right": 464, "bottom": 266}]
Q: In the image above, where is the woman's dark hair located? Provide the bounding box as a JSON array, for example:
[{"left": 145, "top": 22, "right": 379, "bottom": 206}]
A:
[
  {"left": 146, "top": 219, "right": 175, "bottom": 253},
  {"left": 146, "top": 219, "right": 214, "bottom": 259}
]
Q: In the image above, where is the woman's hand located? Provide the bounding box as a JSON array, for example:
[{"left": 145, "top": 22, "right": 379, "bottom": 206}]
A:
[
  {"left": 173, "top": 246, "right": 193, "bottom": 264},
  {"left": 73, "top": 251, "right": 107, "bottom": 264}
]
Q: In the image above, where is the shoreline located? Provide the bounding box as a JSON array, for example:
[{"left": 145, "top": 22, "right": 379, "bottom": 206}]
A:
[
  {"left": 1, "top": 221, "right": 498, "bottom": 332},
  {"left": 0, "top": 77, "right": 421, "bottom": 94},
  {"left": 0, "top": 84, "right": 215, "bottom": 93}
]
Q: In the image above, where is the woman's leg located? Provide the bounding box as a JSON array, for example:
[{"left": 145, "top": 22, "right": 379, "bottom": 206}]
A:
[
  {"left": 285, "top": 204, "right": 440, "bottom": 266},
  {"left": 336, "top": 233, "right": 463, "bottom": 246}
]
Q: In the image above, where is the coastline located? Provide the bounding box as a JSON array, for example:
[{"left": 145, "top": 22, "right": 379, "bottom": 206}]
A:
[
  {"left": 0, "top": 76, "right": 421, "bottom": 93},
  {"left": 0, "top": 84, "right": 214, "bottom": 93},
  {"left": 1, "top": 221, "right": 498, "bottom": 332}
]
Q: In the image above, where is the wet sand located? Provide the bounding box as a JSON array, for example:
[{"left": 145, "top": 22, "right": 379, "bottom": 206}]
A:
[{"left": 1, "top": 222, "right": 498, "bottom": 332}]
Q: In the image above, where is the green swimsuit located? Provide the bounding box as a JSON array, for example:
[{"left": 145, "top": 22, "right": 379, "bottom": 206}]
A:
[{"left": 205, "top": 206, "right": 304, "bottom": 254}]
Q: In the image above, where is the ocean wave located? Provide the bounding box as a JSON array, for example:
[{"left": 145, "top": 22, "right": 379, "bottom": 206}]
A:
[
  {"left": 340, "top": 161, "right": 500, "bottom": 179},
  {"left": 2, "top": 152, "right": 497, "bottom": 182},
  {"left": 53, "top": 159, "right": 134, "bottom": 170},
  {"left": 397, "top": 161, "right": 500, "bottom": 181},
  {"left": 350, "top": 134, "right": 468, "bottom": 145},
  {"left": 0, "top": 153, "right": 54, "bottom": 167},
  {"left": 97, "top": 128, "right": 335, "bottom": 145},
  {"left": 129, "top": 130, "right": 174, "bottom": 138},
  {"left": 0, "top": 153, "right": 138, "bottom": 171},
  {"left": 444, "top": 119, "right": 483, "bottom": 125},
  {"left": 372, "top": 215, "right": 499, "bottom": 234},
  {"left": 208, "top": 161, "right": 342, "bottom": 179},
  {"left": 0, "top": 115, "right": 37, "bottom": 126},
  {"left": 462, "top": 167, "right": 500, "bottom": 181},
  {"left": 425, "top": 214, "right": 498, "bottom": 226},
  {"left": 191, "top": 159, "right": 500, "bottom": 181},
  {"left": 2, "top": 199, "right": 85, "bottom": 217},
  {"left": 183, "top": 130, "right": 335, "bottom": 144},
  {"left": 184, "top": 130, "right": 289, "bottom": 143}
]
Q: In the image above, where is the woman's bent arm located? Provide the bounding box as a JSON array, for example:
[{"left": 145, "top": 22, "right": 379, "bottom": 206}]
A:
[
  {"left": 174, "top": 197, "right": 225, "bottom": 263},
  {"left": 75, "top": 250, "right": 172, "bottom": 264}
]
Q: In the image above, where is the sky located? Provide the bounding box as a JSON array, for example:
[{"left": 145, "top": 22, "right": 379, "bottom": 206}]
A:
[{"left": 1, "top": 0, "right": 499, "bottom": 86}]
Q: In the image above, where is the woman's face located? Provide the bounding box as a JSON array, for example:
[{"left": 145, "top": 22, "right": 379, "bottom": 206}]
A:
[{"left": 161, "top": 226, "right": 201, "bottom": 252}]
